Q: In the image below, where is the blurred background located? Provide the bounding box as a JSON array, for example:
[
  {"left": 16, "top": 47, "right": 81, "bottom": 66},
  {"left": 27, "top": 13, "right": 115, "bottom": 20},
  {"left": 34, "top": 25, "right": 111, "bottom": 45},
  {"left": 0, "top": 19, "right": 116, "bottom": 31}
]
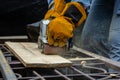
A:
[{"left": 0, "top": 0, "right": 48, "bottom": 36}]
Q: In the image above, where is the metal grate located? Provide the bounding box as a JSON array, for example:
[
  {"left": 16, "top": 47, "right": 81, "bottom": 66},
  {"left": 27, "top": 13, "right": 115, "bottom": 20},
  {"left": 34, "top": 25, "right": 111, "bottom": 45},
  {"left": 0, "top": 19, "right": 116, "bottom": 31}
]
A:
[{"left": 0, "top": 44, "right": 120, "bottom": 80}]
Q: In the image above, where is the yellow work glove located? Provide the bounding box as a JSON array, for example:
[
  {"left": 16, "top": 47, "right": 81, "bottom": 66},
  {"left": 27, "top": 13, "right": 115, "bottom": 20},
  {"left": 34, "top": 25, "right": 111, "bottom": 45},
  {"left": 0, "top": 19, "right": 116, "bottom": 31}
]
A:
[
  {"left": 44, "top": 1, "right": 86, "bottom": 47},
  {"left": 47, "top": 16, "right": 75, "bottom": 47},
  {"left": 44, "top": 0, "right": 66, "bottom": 19}
]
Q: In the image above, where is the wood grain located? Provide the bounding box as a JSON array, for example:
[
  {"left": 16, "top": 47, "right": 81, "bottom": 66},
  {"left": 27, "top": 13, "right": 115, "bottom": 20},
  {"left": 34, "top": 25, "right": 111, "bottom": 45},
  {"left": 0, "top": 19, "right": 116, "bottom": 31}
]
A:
[{"left": 5, "top": 42, "right": 72, "bottom": 68}]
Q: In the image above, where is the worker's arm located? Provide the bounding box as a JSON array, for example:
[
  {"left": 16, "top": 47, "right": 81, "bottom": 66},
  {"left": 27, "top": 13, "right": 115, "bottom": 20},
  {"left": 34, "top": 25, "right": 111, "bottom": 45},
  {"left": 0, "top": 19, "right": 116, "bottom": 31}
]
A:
[{"left": 44, "top": 0, "right": 87, "bottom": 47}]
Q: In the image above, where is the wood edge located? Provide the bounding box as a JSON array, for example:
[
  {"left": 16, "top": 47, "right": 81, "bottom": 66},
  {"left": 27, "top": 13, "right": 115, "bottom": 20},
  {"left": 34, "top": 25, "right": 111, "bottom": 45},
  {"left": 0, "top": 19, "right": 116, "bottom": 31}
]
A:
[
  {"left": 5, "top": 42, "right": 72, "bottom": 68},
  {"left": 25, "top": 63, "right": 72, "bottom": 68},
  {"left": 5, "top": 42, "right": 27, "bottom": 67}
]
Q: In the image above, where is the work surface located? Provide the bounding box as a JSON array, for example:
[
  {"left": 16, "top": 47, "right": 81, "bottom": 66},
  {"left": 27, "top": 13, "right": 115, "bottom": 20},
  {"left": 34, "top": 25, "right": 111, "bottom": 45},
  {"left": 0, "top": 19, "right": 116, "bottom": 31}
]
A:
[{"left": 5, "top": 42, "right": 72, "bottom": 68}]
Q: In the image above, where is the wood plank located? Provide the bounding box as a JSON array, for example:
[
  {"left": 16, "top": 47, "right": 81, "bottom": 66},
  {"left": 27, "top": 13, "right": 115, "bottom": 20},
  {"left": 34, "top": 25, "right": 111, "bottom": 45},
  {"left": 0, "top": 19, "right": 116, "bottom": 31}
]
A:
[{"left": 5, "top": 42, "right": 72, "bottom": 68}]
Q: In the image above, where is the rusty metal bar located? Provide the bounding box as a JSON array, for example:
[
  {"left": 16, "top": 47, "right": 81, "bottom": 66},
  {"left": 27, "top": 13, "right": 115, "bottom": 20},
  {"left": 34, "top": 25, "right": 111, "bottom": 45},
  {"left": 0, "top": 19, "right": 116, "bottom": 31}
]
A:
[
  {"left": 15, "top": 73, "right": 22, "bottom": 78},
  {"left": 0, "top": 44, "right": 12, "bottom": 54},
  {"left": 54, "top": 69, "right": 72, "bottom": 80},
  {"left": 72, "top": 46, "right": 120, "bottom": 71},
  {"left": 68, "top": 57, "right": 97, "bottom": 61},
  {"left": 32, "top": 71, "right": 46, "bottom": 80},
  {"left": 0, "top": 36, "right": 27, "bottom": 39},
  {"left": 80, "top": 61, "right": 107, "bottom": 73},
  {"left": 71, "top": 66, "right": 96, "bottom": 80},
  {"left": 0, "top": 50, "right": 17, "bottom": 80},
  {"left": 0, "top": 36, "right": 28, "bottom": 43},
  {"left": 97, "top": 73, "right": 120, "bottom": 80}
]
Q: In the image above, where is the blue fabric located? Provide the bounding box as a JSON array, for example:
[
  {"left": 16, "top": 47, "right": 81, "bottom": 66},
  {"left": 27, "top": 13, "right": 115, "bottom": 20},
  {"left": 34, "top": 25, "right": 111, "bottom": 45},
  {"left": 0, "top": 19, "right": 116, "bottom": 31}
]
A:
[
  {"left": 71, "top": 0, "right": 92, "bottom": 12},
  {"left": 47, "top": 0, "right": 52, "bottom": 5},
  {"left": 71, "top": 0, "right": 92, "bottom": 8},
  {"left": 80, "top": 0, "right": 114, "bottom": 58},
  {"left": 108, "top": 0, "right": 120, "bottom": 61},
  {"left": 47, "top": 0, "right": 71, "bottom": 4},
  {"left": 80, "top": 0, "right": 120, "bottom": 61}
]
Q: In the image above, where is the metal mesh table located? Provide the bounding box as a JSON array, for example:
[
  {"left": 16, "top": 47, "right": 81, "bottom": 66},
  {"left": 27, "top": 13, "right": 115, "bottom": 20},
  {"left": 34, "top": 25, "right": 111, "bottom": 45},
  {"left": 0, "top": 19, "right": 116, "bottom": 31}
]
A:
[{"left": 0, "top": 44, "right": 120, "bottom": 80}]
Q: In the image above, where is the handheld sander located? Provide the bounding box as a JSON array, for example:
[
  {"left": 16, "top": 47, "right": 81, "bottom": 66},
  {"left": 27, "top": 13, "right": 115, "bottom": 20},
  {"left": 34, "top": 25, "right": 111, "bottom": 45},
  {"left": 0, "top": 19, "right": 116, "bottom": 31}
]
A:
[
  {"left": 38, "top": 19, "right": 71, "bottom": 55},
  {"left": 37, "top": 1, "right": 87, "bottom": 55}
]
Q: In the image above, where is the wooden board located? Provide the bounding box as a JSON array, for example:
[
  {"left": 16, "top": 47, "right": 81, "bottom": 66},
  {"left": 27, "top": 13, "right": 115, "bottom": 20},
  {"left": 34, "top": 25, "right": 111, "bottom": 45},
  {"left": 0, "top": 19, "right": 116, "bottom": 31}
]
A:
[{"left": 5, "top": 42, "right": 72, "bottom": 68}]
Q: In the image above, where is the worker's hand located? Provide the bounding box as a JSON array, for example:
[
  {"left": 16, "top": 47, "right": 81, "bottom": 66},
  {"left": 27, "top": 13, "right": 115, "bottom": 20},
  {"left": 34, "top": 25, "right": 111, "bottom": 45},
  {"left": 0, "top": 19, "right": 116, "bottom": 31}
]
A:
[
  {"left": 47, "top": 16, "right": 75, "bottom": 47},
  {"left": 45, "top": 1, "right": 86, "bottom": 47}
]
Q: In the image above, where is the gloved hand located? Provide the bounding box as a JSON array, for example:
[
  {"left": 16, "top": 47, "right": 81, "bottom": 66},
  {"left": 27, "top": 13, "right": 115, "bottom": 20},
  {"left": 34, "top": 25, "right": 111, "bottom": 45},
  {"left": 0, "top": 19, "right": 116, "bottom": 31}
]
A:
[
  {"left": 47, "top": 16, "right": 75, "bottom": 47},
  {"left": 44, "top": 0, "right": 86, "bottom": 47}
]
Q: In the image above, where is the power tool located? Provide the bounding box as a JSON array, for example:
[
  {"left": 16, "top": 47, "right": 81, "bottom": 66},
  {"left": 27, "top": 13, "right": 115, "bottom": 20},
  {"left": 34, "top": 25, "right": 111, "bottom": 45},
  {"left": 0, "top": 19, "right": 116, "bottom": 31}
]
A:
[
  {"left": 37, "top": 0, "right": 86, "bottom": 55},
  {"left": 38, "top": 19, "right": 69, "bottom": 55}
]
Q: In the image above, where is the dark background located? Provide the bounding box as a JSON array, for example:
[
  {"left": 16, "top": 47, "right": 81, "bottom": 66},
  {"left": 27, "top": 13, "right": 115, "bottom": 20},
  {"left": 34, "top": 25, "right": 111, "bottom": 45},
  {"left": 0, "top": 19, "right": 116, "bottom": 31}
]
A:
[{"left": 0, "top": 0, "right": 48, "bottom": 36}]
